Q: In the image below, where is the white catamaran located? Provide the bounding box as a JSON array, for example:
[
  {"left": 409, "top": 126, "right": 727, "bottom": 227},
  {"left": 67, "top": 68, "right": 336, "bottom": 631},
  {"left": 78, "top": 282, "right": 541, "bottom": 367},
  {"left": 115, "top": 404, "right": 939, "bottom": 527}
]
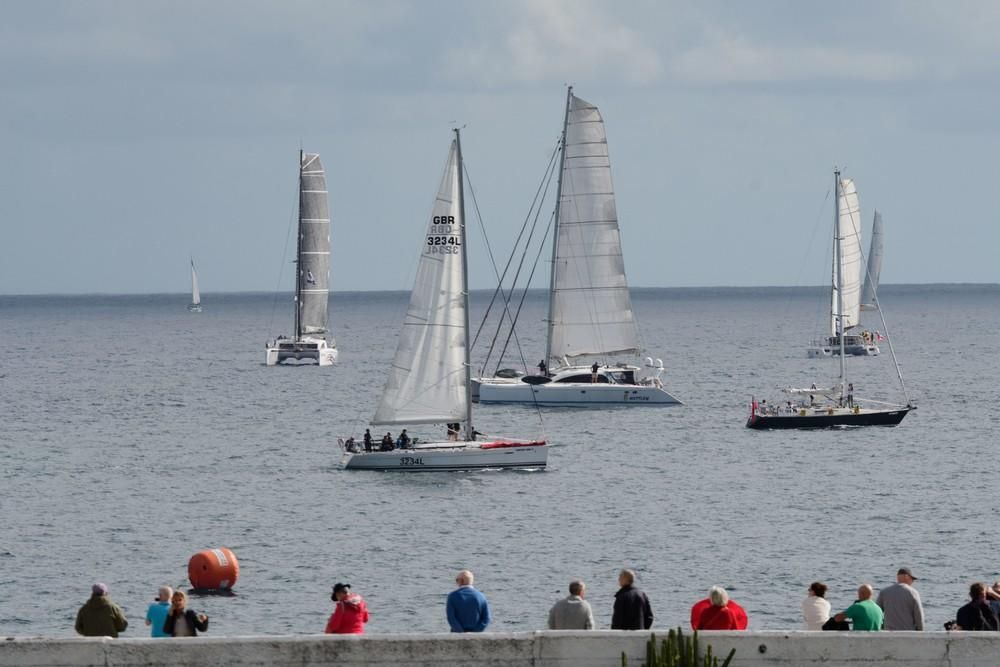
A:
[
  {"left": 265, "top": 151, "right": 337, "bottom": 366},
  {"left": 188, "top": 258, "right": 202, "bottom": 312},
  {"left": 474, "top": 88, "right": 680, "bottom": 407},
  {"left": 341, "top": 130, "right": 547, "bottom": 471},
  {"left": 748, "top": 170, "right": 912, "bottom": 429}
]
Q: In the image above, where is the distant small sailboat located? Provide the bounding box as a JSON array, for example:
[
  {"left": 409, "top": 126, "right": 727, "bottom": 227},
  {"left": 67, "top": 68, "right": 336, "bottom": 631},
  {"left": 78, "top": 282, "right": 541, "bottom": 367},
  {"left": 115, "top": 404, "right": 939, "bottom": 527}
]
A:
[
  {"left": 265, "top": 151, "right": 337, "bottom": 366},
  {"left": 188, "top": 258, "right": 202, "bottom": 312}
]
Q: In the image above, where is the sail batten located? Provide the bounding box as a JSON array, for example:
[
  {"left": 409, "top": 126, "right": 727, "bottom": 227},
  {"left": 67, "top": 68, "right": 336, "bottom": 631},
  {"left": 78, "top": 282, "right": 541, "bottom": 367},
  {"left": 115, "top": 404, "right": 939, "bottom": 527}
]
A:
[
  {"left": 372, "top": 141, "right": 468, "bottom": 426},
  {"left": 297, "top": 152, "right": 331, "bottom": 337},
  {"left": 548, "top": 93, "right": 640, "bottom": 363}
]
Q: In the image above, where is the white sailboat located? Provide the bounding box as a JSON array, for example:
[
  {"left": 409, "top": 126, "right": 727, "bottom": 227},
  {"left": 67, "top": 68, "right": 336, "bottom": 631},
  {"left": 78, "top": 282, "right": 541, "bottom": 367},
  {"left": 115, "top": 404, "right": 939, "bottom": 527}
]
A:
[
  {"left": 265, "top": 151, "right": 337, "bottom": 366},
  {"left": 342, "top": 130, "right": 547, "bottom": 471},
  {"left": 187, "top": 258, "right": 202, "bottom": 312},
  {"left": 749, "top": 170, "right": 912, "bottom": 429},
  {"left": 474, "top": 88, "right": 680, "bottom": 406},
  {"left": 806, "top": 190, "right": 880, "bottom": 357}
]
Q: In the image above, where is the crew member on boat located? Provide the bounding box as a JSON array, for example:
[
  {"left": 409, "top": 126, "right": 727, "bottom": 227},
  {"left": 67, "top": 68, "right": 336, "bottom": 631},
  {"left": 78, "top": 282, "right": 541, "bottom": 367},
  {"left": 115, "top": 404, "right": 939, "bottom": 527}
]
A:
[
  {"left": 396, "top": 429, "right": 411, "bottom": 449},
  {"left": 380, "top": 433, "right": 394, "bottom": 451},
  {"left": 591, "top": 362, "right": 599, "bottom": 383}
]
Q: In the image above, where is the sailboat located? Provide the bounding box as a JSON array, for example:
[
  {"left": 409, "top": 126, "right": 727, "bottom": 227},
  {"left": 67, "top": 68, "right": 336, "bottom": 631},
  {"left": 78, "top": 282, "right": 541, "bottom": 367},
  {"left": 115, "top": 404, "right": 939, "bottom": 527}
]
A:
[
  {"left": 342, "top": 130, "right": 547, "bottom": 471},
  {"left": 265, "top": 151, "right": 337, "bottom": 366},
  {"left": 473, "top": 88, "right": 680, "bottom": 406},
  {"left": 747, "top": 170, "right": 912, "bottom": 429},
  {"left": 806, "top": 192, "right": 880, "bottom": 358},
  {"left": 187, "top": 258, "right": 202, "bottom": 312}
]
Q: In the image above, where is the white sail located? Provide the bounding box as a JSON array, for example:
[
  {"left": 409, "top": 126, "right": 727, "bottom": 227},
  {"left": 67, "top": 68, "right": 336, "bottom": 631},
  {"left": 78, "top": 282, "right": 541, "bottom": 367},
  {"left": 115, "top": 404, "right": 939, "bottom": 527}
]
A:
[
  {"left": 831, "top": 177, "right": 862, "bottom": 334},
  {"left": 190, "top": 259, "right": 201, "bottom": 306},
  {"left": 298, "top": 152, "right": 330, "bottom": 336},
  {"left": 372, "top": 140, "right": 467, "bottom": 426},
  {"left": 548, "top": 94, "right": 640, "bottom": 362},
  {"left": 860, "top": 210, "right": 883, "bottom": 311}
]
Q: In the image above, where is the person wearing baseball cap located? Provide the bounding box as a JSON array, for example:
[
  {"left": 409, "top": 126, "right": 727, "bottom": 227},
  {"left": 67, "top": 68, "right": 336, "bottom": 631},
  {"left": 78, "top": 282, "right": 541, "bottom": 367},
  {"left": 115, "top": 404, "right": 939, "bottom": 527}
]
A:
[
  {"left": 75, "top": 582, "right": 128, "bottom": 637},
  {"left": 876, "top": 567, "right": 924, "bottom": 630}
]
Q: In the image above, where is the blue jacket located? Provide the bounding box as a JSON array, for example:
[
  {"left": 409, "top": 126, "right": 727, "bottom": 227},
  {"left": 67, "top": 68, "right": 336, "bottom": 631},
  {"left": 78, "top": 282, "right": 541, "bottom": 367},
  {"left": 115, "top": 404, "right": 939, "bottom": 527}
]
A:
[{"left": 446, "top": 586, "right": 491, "bottom": 632}]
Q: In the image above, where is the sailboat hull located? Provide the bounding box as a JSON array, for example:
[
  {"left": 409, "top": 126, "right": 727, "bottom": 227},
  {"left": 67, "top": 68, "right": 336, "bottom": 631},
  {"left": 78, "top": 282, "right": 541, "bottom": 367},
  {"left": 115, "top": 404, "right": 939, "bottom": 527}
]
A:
[
  {"left": 265, "top": 337, "right": 337, "bottom": 366},
  {"left": 342, "top": 440, "right": 547, "bottom": 471},
  {"left": 474, "top": 379, "right": 680, "bottom": 406},
  {"left": 746, "top": 407, "right": 910, "bottom": 429},
  {"left": 187, "top": 304, "right": 202, "bottom": 313}
]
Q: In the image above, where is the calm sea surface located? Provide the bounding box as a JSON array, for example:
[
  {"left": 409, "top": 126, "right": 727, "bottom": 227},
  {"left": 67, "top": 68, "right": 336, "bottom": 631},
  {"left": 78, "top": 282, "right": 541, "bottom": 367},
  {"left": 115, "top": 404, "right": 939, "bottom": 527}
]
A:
[{"left": 2, "top": 285, "right": 998, "bottom": 636}]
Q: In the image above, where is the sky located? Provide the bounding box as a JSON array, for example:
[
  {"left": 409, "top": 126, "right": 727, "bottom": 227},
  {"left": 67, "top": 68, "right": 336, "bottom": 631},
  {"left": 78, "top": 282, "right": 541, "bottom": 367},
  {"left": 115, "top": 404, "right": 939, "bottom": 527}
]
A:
[{"left": 2, "top": 0, "right": 998, "bottom": 295}]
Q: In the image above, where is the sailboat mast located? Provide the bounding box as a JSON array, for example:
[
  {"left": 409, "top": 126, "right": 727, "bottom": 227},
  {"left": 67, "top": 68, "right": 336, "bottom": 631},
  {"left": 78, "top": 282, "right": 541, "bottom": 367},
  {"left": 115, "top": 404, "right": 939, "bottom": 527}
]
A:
[
  {"left": 294, "top": 149, "right": 304, "bottom": 340},
  {"left": 835, "top": 170, "right": 847, "bottom": 398},
  {"left": 455, "top": 129, "right": 474, "bottom": 441},
  {"left": 544, "top": 86, "right": 572, "bottom": 369}
]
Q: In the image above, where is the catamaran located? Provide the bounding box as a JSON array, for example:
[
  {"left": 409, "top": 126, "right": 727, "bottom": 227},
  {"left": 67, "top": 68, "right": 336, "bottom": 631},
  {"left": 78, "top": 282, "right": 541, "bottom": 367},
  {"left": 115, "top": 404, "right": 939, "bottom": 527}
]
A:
[
  {"left": 188, "top": 258, "right": 202, "bottom": 312},
  {"left": 473, "top": 88, "right": 680, "bottom": 407},
  {"left": 748, "top": 170, "right": 912, "bottom": 429},
  {"left": 341, "top": 130, "right": 547, "bottom": 471},
  {"left": 265, "top": 151, "right": 337, "bottom": 366}
]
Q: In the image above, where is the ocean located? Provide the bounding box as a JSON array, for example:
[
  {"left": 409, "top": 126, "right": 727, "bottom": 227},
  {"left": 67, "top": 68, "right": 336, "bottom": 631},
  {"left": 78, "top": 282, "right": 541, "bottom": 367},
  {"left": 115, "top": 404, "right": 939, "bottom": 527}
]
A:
[{"left": 1, "top": 284, "right": 998, "bottom": 636}]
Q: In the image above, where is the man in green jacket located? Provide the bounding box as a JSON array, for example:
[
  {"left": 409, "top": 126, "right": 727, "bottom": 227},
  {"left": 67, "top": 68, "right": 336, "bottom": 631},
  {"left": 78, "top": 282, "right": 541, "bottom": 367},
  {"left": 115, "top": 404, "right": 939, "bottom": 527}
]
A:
[
  {"left": 834, "top": 583, "right": 884, "bottom": 631},
  {"left": 75, "top": 583, "right": 128, "bottom": 637}
]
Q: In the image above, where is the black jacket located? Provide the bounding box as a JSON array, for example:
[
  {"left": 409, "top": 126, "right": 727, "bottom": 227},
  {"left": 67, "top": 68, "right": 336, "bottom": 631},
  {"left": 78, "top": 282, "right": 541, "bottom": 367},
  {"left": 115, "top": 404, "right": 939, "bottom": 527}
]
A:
[
  {"left": 612, "top": 584, "right": 653, "bottom": 630},
  {"left": 163, "top": 608, "right": 210, "bottom": 637},
  {"left": 956, "top": 600, "right": 999, "bottom": 631}
]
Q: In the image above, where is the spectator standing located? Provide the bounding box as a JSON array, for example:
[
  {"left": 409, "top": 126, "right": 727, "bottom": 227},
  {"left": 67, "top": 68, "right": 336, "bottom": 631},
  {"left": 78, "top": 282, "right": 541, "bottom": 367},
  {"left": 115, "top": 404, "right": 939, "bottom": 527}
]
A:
[
  {"left": 75, "top": 583, "right": 128, "bottom": 637},
  {"left": 144, "top": 585, "right": 173, "bottom": 637},
  {"left": 955, "top": 582, "right": 1000, "bottom": 631},
  {"left": 163, "top": 590, "right": 209, "bottom": 637},
  {"left": 548, "top": 580, "right": 595, "bottom": 630},
  {"left": 446, "top": 570, "right": 491, "bottom": 632},
  {"left": 325, "top": 582, "right": 370, "bottom": 634},
  {"left": 611, "top": 569, "right": 653, "bottom": 630},
  {"left": 876, "top": 567, "right": 924, "bottom": 630},
  {"left": 801, "top": 582, "right": 831, "bottom": 630},
  {"left": 692, "top": 586, "right": 743, "bottom": 630},
  {"left": 834, "top": 584, "right": 884, "bottom": 631}
]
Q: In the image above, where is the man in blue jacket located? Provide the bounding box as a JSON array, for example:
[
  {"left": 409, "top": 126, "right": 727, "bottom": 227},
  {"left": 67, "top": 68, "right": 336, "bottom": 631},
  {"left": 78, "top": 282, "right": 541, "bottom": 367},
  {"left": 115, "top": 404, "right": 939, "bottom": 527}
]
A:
[{"left": 446, "top": 570, "right": 491, "bottom": 632}]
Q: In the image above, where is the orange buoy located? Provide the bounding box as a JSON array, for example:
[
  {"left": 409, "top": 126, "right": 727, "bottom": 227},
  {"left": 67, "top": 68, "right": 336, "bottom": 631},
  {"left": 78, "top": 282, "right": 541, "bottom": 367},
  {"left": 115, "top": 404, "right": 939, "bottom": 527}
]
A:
[{"left": 188, "top": 547, "right": 240, "bottom": 590}]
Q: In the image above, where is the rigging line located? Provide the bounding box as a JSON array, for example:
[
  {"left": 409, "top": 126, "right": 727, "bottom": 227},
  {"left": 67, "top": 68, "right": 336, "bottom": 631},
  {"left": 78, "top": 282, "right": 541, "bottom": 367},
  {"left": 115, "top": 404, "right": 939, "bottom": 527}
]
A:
[{"left": 268, "top": 172, "right": 301, "bottom": 336}]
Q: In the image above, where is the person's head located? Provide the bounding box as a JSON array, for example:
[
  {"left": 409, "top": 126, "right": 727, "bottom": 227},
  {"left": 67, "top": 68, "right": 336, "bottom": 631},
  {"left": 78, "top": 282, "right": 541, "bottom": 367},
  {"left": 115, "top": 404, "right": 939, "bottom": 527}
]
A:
[
  {"left": 91, "top": 583, "right": 108, "bottom": 597},
  {"left": 568, "top": 580, "right": 585, "bottom": 597},
  {"left": 332, "top": 582, "right": 351, "bottom": 602},
  {"left": 157, "top": 585, "right": 173, "bottom": 602},
  {"left": 970, "top": 582, "right": 987, "bottom": 600},
  {"left": 708, "top": 586, "right": 729, "bottom": 607},
  {"left": 171, "top": 590, "right": 188, "bottom": 609},
  {"left": 896, "top": 568, "right": 916, "bottom": 585},
  {"left": 456, "top": 570, "right": 474, "bottom": 587},
  {"left": 857, "top": 584, "right": 874, "bottom": 601},
  {"left": 809, "top": 582, "right": 828, "bottom": 598},
  {"left": 618, "top": 569, "right": 635, "bottom": 587}
]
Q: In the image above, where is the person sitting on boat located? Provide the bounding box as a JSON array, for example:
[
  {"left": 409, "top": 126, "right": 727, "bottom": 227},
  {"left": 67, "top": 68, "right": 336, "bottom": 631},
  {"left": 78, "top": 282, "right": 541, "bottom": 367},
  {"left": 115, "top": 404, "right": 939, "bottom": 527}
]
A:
[
  {"left": 380, "top": 433, "right": 394, "bottom": 451},
  {"left": 591, "top": 362, "right": 600, "bottom": 383},
  {"left": 396, "top": 429, "right": 411, "bottom": 449},
  {"left": 344, "top": 437, "right": 360, "bottom": 453},
  {"left": 447, "top": 423, "right": 459, "bottom": 441},
  {"left": 363, "top": 429, "right": 373, "bottom": 452}
]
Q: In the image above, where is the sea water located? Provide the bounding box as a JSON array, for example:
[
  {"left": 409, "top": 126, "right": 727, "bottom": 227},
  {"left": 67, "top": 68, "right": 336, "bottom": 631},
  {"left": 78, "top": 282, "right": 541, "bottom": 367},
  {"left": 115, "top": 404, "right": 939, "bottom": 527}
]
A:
[{"left": 1, "top": 285, "right": 997, "bottom": 636}]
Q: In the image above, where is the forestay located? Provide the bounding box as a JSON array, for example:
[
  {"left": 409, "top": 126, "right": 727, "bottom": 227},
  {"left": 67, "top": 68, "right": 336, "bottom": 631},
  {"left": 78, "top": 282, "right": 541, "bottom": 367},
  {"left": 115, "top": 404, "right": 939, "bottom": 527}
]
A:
[
  {"left": 298, "top": 153, "right": 331, "bottom": 335},
  {"left": 860, "top": 210, "right": 883, "bottom": 311},
  {"left": 831, "top": 177, "right": 862, "bottom": 334},
  {"left": 372, "top": 141, "right": 467, "bottom": 426},
  {"left": 548, "top": 94, "right": 640, "bottom": 362}
]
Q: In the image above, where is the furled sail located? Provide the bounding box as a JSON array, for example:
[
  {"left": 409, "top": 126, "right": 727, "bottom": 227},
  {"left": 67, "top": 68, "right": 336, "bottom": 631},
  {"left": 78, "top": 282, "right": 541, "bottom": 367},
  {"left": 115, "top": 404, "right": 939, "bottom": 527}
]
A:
[
  {"left": 860, "top": 210, "right": 883, "bottom": 311},
  {"left": 190, "top": 259, "right": 201, "bottom": 306},
  {"left": 372, "top": 140, "right": 467, "bottom": 426},
  {"left": 297, "top": 153, "right": 331, "bottom": 336},
  {"left": 831, "top": 177, "right": 862, "bottom": 334},
  {"left": 548, "top": 94, "right": 640, "bottom": 362}
]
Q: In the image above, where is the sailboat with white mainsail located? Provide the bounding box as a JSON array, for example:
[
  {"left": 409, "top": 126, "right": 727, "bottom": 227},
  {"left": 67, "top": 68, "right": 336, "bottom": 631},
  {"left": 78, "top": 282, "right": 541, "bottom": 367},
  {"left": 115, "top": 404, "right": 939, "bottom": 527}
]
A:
[
  {"left": 265, "top": 151, "right": 337, "bottom": 366},
  {"left": 473, "top": 88, "right": 680, "bottom": 406},
  {"left": 747, "top": 170, "right": 912, "bottom": 429},
  {"left": 188, "top": 258, "right": 202, "bottom": 312},
  {"left": 341, "top": 130, "right": 547, "bottom": 471}
]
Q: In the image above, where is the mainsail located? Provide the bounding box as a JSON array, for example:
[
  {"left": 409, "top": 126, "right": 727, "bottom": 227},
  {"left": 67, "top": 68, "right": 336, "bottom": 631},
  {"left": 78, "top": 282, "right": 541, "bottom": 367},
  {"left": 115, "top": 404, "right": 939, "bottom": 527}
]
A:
[
  {"left": 860, "top": 210, "right": 883, "bottom": 311},
  {"left": 831, "top": 177, "right": 862, "bottom": 334},
  {"left": 190, "top": 259, "right": 201, "bottom": 306},
  {"left": 546, "top": 93, "right": 640, "bottom": 363},
  {"left": 372, "top": 140, "right": 467, "bottom": 426},
  {"left": 297, "top": 153, "right": 330, "bottom": 336}
]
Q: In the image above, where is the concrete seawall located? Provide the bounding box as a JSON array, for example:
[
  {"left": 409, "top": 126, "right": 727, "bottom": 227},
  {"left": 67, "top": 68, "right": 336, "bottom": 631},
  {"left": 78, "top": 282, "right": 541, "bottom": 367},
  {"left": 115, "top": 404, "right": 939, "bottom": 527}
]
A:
[{"left": 4, "top": 631, "right": 999, "bottom": 666}]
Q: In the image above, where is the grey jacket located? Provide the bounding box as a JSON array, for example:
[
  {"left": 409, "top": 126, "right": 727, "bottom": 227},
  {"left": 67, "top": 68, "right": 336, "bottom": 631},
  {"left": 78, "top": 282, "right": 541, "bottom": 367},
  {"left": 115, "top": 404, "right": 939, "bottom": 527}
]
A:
[
  {"left": 548, "top": 595, "right": 595, "bottom": 630},
  {"left": 876, "top": 583, "right": 924, "bottom": 630}
]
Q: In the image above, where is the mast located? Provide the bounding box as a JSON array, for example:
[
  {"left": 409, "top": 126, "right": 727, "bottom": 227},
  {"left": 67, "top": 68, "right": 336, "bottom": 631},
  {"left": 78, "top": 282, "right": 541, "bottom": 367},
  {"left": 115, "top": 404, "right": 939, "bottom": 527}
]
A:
[
  {"left": 544, "top": 86, "right": 572, "bottom": 369},
  {"left": 294, "top": 149, "right": 303, "bottom": 340},
  {"left": 455, "top": 129, "right": 474, "bottom": 441},
  {"left": 835, "top": 169, "right": 847, "bottom": 400}
]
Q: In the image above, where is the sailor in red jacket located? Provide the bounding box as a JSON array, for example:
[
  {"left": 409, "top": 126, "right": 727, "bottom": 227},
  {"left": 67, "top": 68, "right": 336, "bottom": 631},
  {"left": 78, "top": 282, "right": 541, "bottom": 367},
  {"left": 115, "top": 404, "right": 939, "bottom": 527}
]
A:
[
  {"left": 325, "top": 583, "right": 370, "bottom": 634},
  {"left": 690, "top": 586, "right": 748, "bottom": 630}
]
